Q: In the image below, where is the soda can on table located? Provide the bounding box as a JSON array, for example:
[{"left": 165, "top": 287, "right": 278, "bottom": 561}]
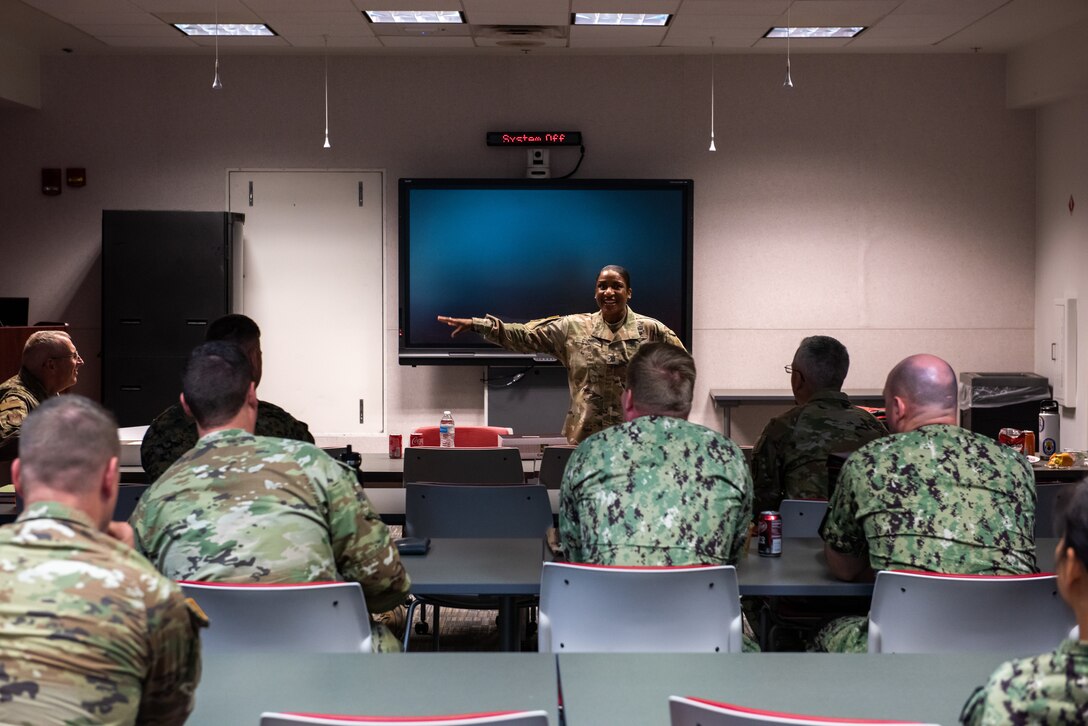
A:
[
  {"left": 388, "top": 434, "right": 403, "bottom": 459},
  {"left": 409, "top": 432, "right": 424, "bottom": 448},
  {"left": 757, "top": 511, "right": 782, "bottom": 557}
]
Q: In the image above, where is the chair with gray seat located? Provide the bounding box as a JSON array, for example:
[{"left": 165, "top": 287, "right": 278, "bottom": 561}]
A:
[
  {"left": 402, "top": 482, "right": 553, "bottom": 650},
  {"left": 778, "top": 499, "right": 828, "bottom": 538},
  {"left": 261, "top": 711, "right": 549, "bottom": 726},
  {"left": 538, "top": 445, "right": 576, "bottom": 490},
  {"left": 1036, "top": 482, "right": 1080, "bottom": 537},
  {"left": 668, "top": 697, "right": 937, "bottom": 726},
  {"left": 402, "top": 446, "right": 525, "bottom": 485}
]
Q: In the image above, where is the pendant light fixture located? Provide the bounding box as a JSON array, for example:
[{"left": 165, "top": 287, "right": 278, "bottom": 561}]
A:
[
  {"left": 211, "top": 0, "right": 223, "bottom": 90},
  {"left": 783, "top": 3, "right": 794, "bottom": 89},
  {"left": 323, "top": 35, "right": 331, "bottom": 149},
  {"left": 708, "top": 37, "right": 716, "bottom": 152}
]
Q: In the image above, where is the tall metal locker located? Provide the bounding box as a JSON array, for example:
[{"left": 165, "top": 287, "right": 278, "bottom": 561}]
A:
[{"left": 102, "top": 210, "right": 243, "bottom": 426}]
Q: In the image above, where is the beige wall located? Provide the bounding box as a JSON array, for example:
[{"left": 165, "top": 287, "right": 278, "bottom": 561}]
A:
[{"left": 0, "top": 53, "right": 1038, "bottom": 449}]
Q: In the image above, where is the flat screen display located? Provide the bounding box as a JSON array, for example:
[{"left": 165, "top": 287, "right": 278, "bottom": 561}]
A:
[{"left": 398, "top": 178, "right": 693, "bottom": 365}]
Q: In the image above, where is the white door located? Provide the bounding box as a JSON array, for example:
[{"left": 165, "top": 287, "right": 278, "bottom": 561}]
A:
[{"left": 228, "top": 170, "right": 384, "bottom": 435}]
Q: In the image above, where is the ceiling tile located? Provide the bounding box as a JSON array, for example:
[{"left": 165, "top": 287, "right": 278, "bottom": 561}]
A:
[
  {"left": 75, "top": 23, "right": 185, "bottom": 37},
  {"left": 571, "top": 0, "right": 680, "bottom": 11},
  {"left": 783, "top": 0, "right": 900, "bottom": 27},
  {"left": 369, "top": 23, "right": 471, "bottom": 37},
  {"left": 569, "top": 26, "right": 668, "bottom": 47},
  {"left": 97, "top": 35, "right": 198, "bottom": 47},
  {"left": 351, "top": 0, "right": 463, "bottom": 10},
  {"left": 378, "top": 35, "right": 475, "bottom": 46},
  {"left": 241, "top": 0, "right": 356, "bottom": 11},
  {"left": 680, "top": 0, "right": 789, "bottom": 13}
]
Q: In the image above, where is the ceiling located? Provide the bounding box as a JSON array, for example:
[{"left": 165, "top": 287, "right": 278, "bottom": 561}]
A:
[{"left": 2, "top": 0, "right": 1087, "bottom": 56}]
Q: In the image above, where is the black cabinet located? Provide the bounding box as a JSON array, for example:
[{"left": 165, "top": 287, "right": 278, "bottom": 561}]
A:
[{"left": 102, "top": 211, "right": 243, "bottom": 426}]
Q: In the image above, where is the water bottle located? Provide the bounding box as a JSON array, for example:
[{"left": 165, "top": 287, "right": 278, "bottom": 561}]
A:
[
  {"left": 1039, "top": 400, "right": 1060, "bottom": 457},
  {"left": 439, "top": 410, "right": 455, "bottom": 448}
]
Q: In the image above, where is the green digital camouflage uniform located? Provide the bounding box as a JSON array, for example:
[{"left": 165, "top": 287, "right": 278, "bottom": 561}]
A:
[
  {"left": 750, "top": 390, "right": 887, "bottom": 515},
  {"left": 559, "top": 414, "right": 752, "bottom": 566},
  {"left": 471, "top": 309, "right": 686, "bottom": 443},
  {"left": 0, "top": 500, "right": 203, "bottom": 725},
  {"left": 140, "top": 399, "right": 314, "bottom": 481},
  {"left": 960, "top": 639, "right": 1088, "bottom": 724},
  {"left": 131, "top": 429, "right": 410, "bottom": 652},
  {"left": 0, "top": 368, "right": 51, "bottom": 449},
  {"left": 816, "top": 423, "right": 1037, "bottom": 653}
]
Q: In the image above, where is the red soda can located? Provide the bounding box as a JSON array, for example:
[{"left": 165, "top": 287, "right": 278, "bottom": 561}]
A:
[
  {"left": 757, "top": 511, "right": 782, "bottom": 557},
  {"left": 409, "top": 432, "right": 424, "bottom": 448},
  {"left": 998, "top": 428, "right": 1025, "bottom": 454},
  {"left": 388, "top": 434, "right": 403, "bottom": 459}
]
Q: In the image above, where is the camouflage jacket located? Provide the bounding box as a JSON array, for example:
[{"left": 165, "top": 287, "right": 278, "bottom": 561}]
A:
[
  {"left": 559, "top": 414, "right": 752, "bottom": 566},
  {"left": 750, "top": 390, "right": 887, "bottom": 515},
  {"left": 0, "top": 501, "right": 203, "bottom": 725},
  {"left": 961, "top": 638, "right": 1088, "bottom": 725},
  {"left": 131, "top": 429, "right": 410, "bottom": 613},
  {"left": 472, "top": 308, "right": 686, "bottom": 443},
  {"left": 140, "top": 398, "right": 314, "bottom": 481},
  {"left": 0, "top": 368, "right": 50, "bottom": 448},
  {"left": 821, "top": 423, "right": 1036, "bottom": 574}
]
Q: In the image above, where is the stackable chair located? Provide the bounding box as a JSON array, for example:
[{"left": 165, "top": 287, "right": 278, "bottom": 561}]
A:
[
  {"left": 402, "top": 446, "right": 525, "bottom": 485},
  {"left": 538, "top": 562, "right": 744, "bottom": 653},
  {"left": 410, "top": 425, "right": 513, "bottom": 448},
  {"left": 113, "top": 484, "right": 149, "bottom": 521},
  {"left": 867, "top": 570, "right": 1077, "bottom": 654},
  {"left": 1036, "top": 483, "right": 1078, "bottom": 537},
  {"left": 179, "top": 581, "right": 372, "bottom": 653},
  {"left": 402, "top": 483, "right": 553, "bottom": 650},
  {"left": 261, "top": 712, "right": 549, "bottom": 726},
  {"left": 668, "top": 697, "right": 939, "bottom": 726},
  {"left": 777, "top": 499, "right": 827, "bottom": 538},
  {"left": 537, "top": 445, "right": 576, "bottom": 490}
]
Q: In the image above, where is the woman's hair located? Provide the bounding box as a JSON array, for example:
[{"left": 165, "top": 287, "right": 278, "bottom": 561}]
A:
[
  {"left": 1061, "top": 482, "right": 1088, "bottom": 565},
  {"left": 598, "top": 264, "right": 630, "bottom": 287}
]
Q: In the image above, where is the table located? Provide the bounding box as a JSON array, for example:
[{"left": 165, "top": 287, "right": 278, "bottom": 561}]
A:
[
  {"left": 709, "top": 389, "right": 884, "bottom": 437},
  {"left": 557, "top": 652, "right": 1009, "bottom": 725},
  {"left": 734, "top": 538, "right": 1059, "bottom": 597},
  {"left": 401, "top": 538, "right": 549, "bottom": 652},
  {"left": 191, "top": 652, "right": 559, "bottom": 724}
]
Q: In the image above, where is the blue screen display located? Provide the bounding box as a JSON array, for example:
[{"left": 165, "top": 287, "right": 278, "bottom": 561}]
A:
[{"left": 399, "top": 179, "right": 692, "bottom": 364}]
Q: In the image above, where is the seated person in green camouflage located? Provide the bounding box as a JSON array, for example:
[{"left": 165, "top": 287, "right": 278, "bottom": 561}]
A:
[
  {"left": 140, "top": 314, "right": 312, "bottom": 481},
  {"left": 751, "top": 335, "right": 886, "bottom": 515},
  {"left": 559, "top": 342, "right": 752, "bottom": 567},
  {"left": 0, "top": 395, "right": 203, "bottom": 724},
  {"left": 131, "top": 341, "right": 410, "bottom": 652},
  {"left": 816, "top": 354, "right": 1036, "bottom": 653},
  {"left": 0, "top": 330, "right": 84, "bottom": 458},
  {"left": 961, "top": 482, "right": 1088, "bottom": 724}
]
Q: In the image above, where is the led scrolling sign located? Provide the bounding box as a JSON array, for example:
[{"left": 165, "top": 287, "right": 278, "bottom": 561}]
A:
[{"left": 486, "top": 131, "right": 583, "bottom": 146}]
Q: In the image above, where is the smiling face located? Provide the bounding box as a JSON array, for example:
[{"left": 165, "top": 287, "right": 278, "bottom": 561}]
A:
[
  {"left": 595, "top": 268, "right": 631, "bottom": 324},
  {"left": 46, "top": 334, "right": 84, "bottom": 394}
]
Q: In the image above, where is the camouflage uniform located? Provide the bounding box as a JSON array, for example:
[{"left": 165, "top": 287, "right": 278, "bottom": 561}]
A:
[
  {"left": 471, "top": 308, "right": 686, "bottom": 442},
  {"left": 140, "top": 399, "right": 314, "bottom": 481},
  {"left": 815, "top": 423, "right": 1037, "bottom": 652},
  {"left": 0, "top": 368, "right": 51, "bottom": 448},
  {"left": 750, "top": 390, "right": 887, "bottom": 515},
  {"left": 559, "top": 414, "right": 752, "bottom": 566},
  {"left": 131, "top": 429, "right": 410, "bottom": 652},
  {"left": 0, "top": 500, "right": 203, "bottom": 725},
  {"left": 960, "top": 638, "right": 1088, "bottom": 725}
]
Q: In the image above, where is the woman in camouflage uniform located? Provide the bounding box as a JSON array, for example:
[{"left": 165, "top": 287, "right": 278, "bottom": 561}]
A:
[{"left": 438, "top": 265, "right": 685, "bottom": 443}]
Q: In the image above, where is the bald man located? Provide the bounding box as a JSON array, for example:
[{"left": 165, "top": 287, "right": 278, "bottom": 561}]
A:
[
  {"left": 0, "top": 330, "right": 83, "bottom": 455},
  {"left": 816, "top": 354, "right": 1037, "bottom": 652}
]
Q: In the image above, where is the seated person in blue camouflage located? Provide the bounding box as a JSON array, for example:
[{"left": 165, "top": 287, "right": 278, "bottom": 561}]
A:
[
  {"left": 140, "top": 314, "right": 312, "bottom": 481},
  {"left": 961, "top": 482, "right": 1088, "bottom": 724},
  {"left": 816, "top": 354, "right": 1037, "bottom": 653},
  {"left": 131, "top": 341, "right": 411, "bottom": 652},
  {"left": 750, "top": 335, "right": 887, "bottom": 516},
  {"left": 0, "top": 395, "right": 203, "bottom": 724}
]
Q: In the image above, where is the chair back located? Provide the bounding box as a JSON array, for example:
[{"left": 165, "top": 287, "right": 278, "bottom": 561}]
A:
[
  {"left": 404, "top": 483, "right": 553, "bottom": 539},
  {"left": 778, "top": 499, "right": 827, "bottom": 538},
  {"left": 538, "top": 562, "right": 743, "bottom": 653},
  {"left": 412, "top": 425, "right": 514, "bottom": 448},
  {"left": 868, "top": 571, "right": 1076, "bottom": 654},
  {"left": 403, "top": 447, "right": 524, "bottom": 485},
  {"left": 260, "top": 712, "right": 549, "bottom": 726},
  {"left": 1036, "top": 482, "right": 1078, "bottom": 537},
  {"left": 668, "top": 697, "right": 938, "bottom": 725},
  {"left": 538, "top": 445, "right": 576, "bottom": 489},
  {"left": 113, "top": 484, "right": 149, "bottom": 522},
  {"left": 179, "top": 581, "right": 372, "bottom": 653}
]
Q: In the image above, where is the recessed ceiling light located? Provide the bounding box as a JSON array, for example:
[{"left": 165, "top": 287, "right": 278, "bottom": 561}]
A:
[
  {"left": 573, "top": 13, "right": 671, "bottom": 27},
  {"left": 764, "top": 26, "right": 865, "bottom": 39},
  {"left": 364, "top": 10, "right": 465, "bottom": 24},
  {"left": 174, "top": 23, "right": 275, "bottom": 36}
]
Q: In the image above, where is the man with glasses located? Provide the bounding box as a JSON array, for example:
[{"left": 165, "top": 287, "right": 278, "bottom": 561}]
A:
[
  {"left": 750, "top": 335, "right": 886, "bottom": 516},
  {"left": 0, "top": 330, "right": 84, "bottom": 455}
]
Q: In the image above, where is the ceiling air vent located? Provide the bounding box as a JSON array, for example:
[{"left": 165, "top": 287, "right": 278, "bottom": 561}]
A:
[{"left": 474, "top": 25, "right": 568, "bottom": 47}]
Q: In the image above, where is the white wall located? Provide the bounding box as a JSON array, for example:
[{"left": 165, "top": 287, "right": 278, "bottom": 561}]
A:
[
  {"left": 1034, "top": 95, "right": 1088, "bottom": 451},
  {"left": 0, "top": 53, "right": 1037, "bottom": 450}
]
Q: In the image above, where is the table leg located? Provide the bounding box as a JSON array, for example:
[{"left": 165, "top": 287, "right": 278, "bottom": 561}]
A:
[{"left": 498, "top": 596, "right": 520, "bottom": 652}]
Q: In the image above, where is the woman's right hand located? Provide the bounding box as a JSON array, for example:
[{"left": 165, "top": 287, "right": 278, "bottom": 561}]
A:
[{"left": 436, "top": 315, "right": 473, "bottom": 338}]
